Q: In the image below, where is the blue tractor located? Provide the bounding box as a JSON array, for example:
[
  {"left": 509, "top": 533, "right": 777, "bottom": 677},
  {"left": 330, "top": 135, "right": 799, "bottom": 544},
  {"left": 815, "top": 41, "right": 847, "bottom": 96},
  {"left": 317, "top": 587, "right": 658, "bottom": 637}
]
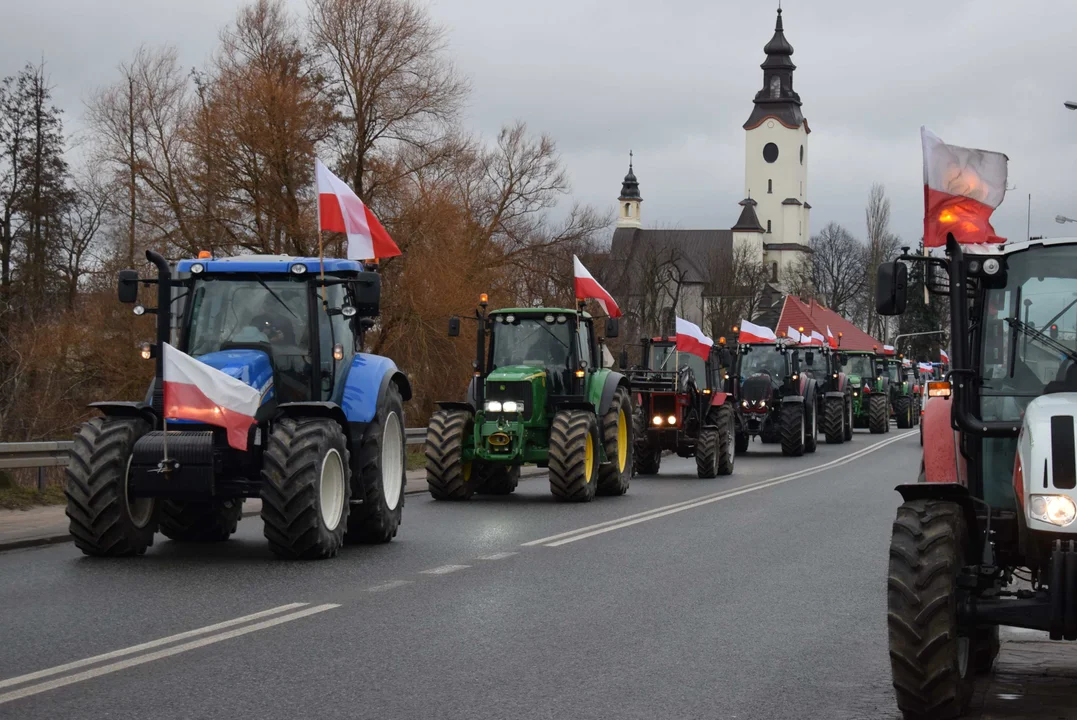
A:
[{"left": 64, "top": 250, "right": 412, "bottom": 560}]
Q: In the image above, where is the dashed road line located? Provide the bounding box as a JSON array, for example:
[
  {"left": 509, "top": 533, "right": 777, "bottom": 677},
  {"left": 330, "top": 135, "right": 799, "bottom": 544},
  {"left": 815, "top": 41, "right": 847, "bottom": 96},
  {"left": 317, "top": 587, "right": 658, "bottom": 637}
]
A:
[
  {"left": 364, "top": 580, "right": 414, "bottom": 593},
  {"left": 475, "top": 552, "right": 518, "bottom": 561},
  {"left": 419, "top": 564, "right": 471, "bottom": 575}
]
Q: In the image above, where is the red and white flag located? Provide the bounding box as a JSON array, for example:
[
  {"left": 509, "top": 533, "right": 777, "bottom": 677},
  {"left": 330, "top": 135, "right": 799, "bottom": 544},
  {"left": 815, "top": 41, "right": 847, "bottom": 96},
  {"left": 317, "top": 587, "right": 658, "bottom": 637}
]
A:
[
  {"left": 786, "top": 327, "right": 803, "bottom": 343},
  {"left": 882, "top": 344, "right": 896, "bottom": 355},
  {"left": 826, "top": 326, "right": 838, "bottom": 349},
  {"left": 738, "top": 320, "right": 776, "bottom": 344},
  {"left": 573, "top": 256, "right": 622, "bottom": 318},
  {"left": 918, "top": 362, "right": 934, "bottom": 373},
  {"left": 921, "top": 127, "right": 1008, "bottom": 250},
  {"left": 940, "top": 348, "right": 950, "bottom": 363},
  {"left": 676, "top": 317, "right": 713, "bottom": 360},
  {"left": 162, "top": 343, "right": 262, "bottom": 451},
  {"left": 810, "top": 330, "right": 826, "bottom": 346},
  {"left": 316, "top": 158, "right": 401, "bottom": 261}
]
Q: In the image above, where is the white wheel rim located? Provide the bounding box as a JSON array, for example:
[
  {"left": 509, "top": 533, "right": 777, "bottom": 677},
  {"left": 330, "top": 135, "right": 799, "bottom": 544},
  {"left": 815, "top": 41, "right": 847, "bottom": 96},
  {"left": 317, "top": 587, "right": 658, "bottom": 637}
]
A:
[
  {"left": 319, "top": 449, "right": 346, "bottom": 531},
  {"left": 124, "top": 455, "right": 154, "bottom": 529},
  {"left": 381, "top": 411, "right": 403, "bottom": 511}
]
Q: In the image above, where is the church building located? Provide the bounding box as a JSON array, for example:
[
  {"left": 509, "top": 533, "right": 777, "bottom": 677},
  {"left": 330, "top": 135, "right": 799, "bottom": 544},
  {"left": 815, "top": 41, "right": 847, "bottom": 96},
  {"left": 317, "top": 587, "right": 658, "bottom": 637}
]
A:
[{"left": 607, "top": 7, "right": 811, "bottom": 331}]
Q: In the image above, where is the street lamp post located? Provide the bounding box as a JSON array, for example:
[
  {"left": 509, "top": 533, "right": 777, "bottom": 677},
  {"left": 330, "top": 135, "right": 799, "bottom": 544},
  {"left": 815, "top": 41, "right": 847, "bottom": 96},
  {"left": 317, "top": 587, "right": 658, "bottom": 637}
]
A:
[
  {"left": 1066, "top": 101, "right": 1077, "bottom": 110},
  {"left": 1057, "top": 215, "right": 1077, "bottom": 225}
]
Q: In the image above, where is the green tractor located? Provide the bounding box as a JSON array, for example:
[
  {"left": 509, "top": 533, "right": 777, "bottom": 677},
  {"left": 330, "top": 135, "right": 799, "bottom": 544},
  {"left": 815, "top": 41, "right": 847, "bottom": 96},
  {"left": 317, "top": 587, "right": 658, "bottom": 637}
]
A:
[
  {"left": 883, "top": 356, "right": 921, "bottom": 429},
  {"left": 425, "top": 297, "right": 632, "bottom": 502},
  {"left": 844, "top": 349, "right": 891, "bottom": 434}
]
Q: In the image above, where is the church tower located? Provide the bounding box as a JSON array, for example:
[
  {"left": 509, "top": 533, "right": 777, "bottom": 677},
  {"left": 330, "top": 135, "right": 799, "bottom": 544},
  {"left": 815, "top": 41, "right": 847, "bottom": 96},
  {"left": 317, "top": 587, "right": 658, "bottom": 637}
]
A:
[
  {"left": 616, "top": 152, "right": 642, "bottom": 229},
  {"left": 743, "top": 7, "right": 811, "bottom": 285}
]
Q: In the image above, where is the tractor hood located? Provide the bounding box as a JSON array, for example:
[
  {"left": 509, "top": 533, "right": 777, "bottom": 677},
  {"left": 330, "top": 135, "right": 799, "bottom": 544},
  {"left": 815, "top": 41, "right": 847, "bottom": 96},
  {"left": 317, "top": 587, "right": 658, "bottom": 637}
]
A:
[
  {"left": 487, "top": 365, "right": 547, "bottom": 383},
  {"left": 741, "top": 374, "right": 779, "bottom": 403},
  {"left": 194, "top": 349, "right": 275, "bottom": 404},
  {"left": 1017, "top": 393, "right": 1077, "bottom": 533}
]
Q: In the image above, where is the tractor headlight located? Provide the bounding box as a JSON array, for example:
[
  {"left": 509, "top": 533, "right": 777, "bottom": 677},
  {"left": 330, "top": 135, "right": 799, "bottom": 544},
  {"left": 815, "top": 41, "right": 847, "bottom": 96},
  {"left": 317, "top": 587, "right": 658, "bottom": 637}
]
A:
[
  {"left": 485, "top": 400, "right": 503, "bottom": 413},
  {"left": 1030, "top": 495, "right": 1077, "bottom": 527},
  {"left": 289, "top": 263, "right": 307, "bottom": 275},
  {"left": 132, "top": 304, "right": 146, "bottom": 316},
  {"left": 667, "top": 415, "right": 677, "bottom": 425},
  {"left": 983, "top": 258, "right": 1001, "bottom": 275},
  {"left": 139, "top": 342, "right": 152, "bottom": 360},
  {"left": 502, "top": 400, "right": 520, "bottom": 413},
  {"left": 760, "top": 401, "right": 766, "bottom": 408},
  {"left": 652, "top": 415, "right": 663, "bottom": 425},
  {"left": 741, "top": 400, "right": 748, "bottom": 408},
  {"left": 190, "top": 263, "right": 204, "bottom": 274},
  {"left": 505, "top": 314, "right": 515, "bottom": 323}
]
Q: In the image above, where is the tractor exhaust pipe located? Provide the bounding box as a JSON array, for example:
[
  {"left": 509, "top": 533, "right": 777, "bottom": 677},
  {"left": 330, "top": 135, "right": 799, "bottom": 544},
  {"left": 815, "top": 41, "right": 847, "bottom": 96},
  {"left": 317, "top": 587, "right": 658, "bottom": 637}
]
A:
[{"left": 146, "top": 250, "right": 172, "bottom": 416}]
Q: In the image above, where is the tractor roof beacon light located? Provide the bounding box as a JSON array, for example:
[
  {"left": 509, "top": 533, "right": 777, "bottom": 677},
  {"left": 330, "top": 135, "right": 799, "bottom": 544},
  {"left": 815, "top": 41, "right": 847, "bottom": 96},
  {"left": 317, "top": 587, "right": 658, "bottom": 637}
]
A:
[
  {"left": 197, "top": 250, "right": 212, "bottom": 259},
  {"left": 479, "top": 293, "right": 489, "bottom": 307}
]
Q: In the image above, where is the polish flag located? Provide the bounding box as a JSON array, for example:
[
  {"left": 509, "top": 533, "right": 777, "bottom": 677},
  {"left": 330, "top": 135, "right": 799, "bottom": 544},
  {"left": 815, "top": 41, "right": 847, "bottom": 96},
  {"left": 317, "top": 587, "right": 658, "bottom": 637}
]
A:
[
  {"left": 676, "top": 317, "right": 713, "bottom": 360},
  {"left": 786, "top": 327, "right": 803, "bottom": 343},
  {"left": 883, "top": 345, "right": 896, "bottom": 355},
  {"left": 918, "top": 362, "right": 934, "bottom": 373},
  {"left": 810, "top": 330, "right": 826, "bottom": 346},
  {"left": 922, "top": 127, "right": 1008, "bottom": 250},
  {"left": 738, "top": 320, "right": 776, "bottom": 344},
  {"left": 826, "top": 326, "right": 838, "bottom": 349},
  {"left": 573, "top": 255, "right": 622, "bottom": 318},
  {"left": 940, "top": 348, "right": 950, "bottom": 363},
  {"left": 162, "top": 343, "right": 262, "bottom": 451},
  {"left": 316, "top": 158, "right": 401, "bottom": 260}
]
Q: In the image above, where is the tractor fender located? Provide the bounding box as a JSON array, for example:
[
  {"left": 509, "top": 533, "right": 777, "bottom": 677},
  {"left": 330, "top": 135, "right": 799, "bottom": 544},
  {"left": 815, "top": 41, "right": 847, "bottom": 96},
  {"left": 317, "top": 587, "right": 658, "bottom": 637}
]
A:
[
  {"left": 597, "top": 371, "right": 629, "bottom": 416},
  {"left": 781, "top": 395, "right": 805, "bottom": 405},
  {"left": 895, "top": 481, "right": 979, "bottom": 552},
  {"left": 922, "top": 395, "right": 966, "bottom": 486},
  {"left": 436, "top": 401, "right": 475, "bottom": 414},
  {"left": 276, "top": 401, "right": 348, "bottom": 430},
  {"left": 824, "top": 391, "right": 846, "bottom": 400},
  {"left": 89, "top": 401, "right": 156, "bottom": 425},
  {"left": 340, "top": 353, "right": 411, "bottom": 424},
  {"left": 710, "top": 392, "right": 729, "bottom": 406}
]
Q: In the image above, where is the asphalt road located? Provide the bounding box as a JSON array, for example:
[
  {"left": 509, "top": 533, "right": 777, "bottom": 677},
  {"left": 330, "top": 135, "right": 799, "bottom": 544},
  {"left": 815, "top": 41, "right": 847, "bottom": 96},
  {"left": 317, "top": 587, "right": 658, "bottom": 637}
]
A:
[{"left": 0, "top": 428, "right": 1062, "bottom": 719}]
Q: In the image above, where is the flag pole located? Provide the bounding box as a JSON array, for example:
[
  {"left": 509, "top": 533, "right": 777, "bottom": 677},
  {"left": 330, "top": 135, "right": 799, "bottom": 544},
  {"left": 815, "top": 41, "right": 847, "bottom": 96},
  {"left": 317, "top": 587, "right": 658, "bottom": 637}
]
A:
[{"left": 318, "top": 227, "right": 327, "bottom": 305}]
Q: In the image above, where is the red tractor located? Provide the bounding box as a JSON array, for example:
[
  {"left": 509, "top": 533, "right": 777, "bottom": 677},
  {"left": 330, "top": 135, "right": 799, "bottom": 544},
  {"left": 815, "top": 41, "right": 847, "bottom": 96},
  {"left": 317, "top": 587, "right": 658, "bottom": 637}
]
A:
[
  {"left": 877, "top": 235, "right": 1077, "bottom": 719},
  {"left": 731, "top": 338, "right": 820, "bottom": 456},
  {"left": 620, "top": 337, "right": 736, "bottom": 478}
]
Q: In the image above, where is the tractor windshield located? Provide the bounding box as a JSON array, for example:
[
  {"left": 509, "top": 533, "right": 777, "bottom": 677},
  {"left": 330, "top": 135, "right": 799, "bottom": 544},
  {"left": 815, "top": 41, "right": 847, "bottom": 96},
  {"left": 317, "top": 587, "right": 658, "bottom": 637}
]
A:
[
  {"left": 490, "top": 314, "right": 573, "bottom": 372},
  {"left": 648, "top": 343, "right": 707, "bottom": 387},
  {"left": 186, "top": 276, "right": 312, "bottom": 401},
  {"left": 739, "top": 345, "right": 786, "bottom": 380},
  {"left": 885, "top": 363, "right": 900, "bottom": 382},
  {"left": 845, "top": 355, "right": 875, "bottom": 379}
]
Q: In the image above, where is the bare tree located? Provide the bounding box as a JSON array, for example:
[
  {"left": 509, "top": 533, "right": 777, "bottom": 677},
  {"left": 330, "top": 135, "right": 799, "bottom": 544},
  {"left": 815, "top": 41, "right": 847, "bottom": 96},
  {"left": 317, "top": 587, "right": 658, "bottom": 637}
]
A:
[
  {"left": 862, "top": 183, "right": 900, "bottom": 337},
  {"left": 788, "top": 222, "right": 867, "bottom": 316},
  {"left": 702, "top": 242, "right": 770, "bottom": 341}
]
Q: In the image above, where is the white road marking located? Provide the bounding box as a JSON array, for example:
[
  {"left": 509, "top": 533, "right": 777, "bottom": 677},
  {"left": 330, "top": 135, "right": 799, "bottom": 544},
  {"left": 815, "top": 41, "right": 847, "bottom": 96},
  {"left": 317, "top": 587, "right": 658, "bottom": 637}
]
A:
[
  {"left": 0, "top": 603, "right": 308, "bottom": 691},
  {"left": 0, "top": 604, "right": 339, "bottom": 706},
  {"left": 475, "top": 552, "right": 518, "bottom": 561},
  {"left": 419, "top": 564, "right": 471, "bottom": 575},
  {"left": 364, "top": 580, "right": 413, "bottom": 593},
  {"left": 532, "top": 432, "right": 916, "bottom": 547}
]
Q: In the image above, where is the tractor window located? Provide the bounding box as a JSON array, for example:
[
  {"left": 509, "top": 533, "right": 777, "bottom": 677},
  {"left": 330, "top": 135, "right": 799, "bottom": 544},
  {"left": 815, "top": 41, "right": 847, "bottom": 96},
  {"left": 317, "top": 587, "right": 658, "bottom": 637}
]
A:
[
  {"left": 490, "top": 315, "right": 573, "bottom": 373},
  {"left": 739, "top": 345, "right": 786, "bottom": 380},
  {"left": 576, "top": 319, "right": 594, "bottom": 369},
  {"left": 845, "top": 355, "right": 875, "bottom": 379},
  {"left": 186, "top": 276, "right": 312, "bottom": 402},
  {"left": 648, "top": 344, "right": 706, "bottom": 388},
  {"left": 885, "top": 364, "right": 900, "bottom": 382},
  {"left": 317, "top": 284, "right": 356, "bottom": 400}
]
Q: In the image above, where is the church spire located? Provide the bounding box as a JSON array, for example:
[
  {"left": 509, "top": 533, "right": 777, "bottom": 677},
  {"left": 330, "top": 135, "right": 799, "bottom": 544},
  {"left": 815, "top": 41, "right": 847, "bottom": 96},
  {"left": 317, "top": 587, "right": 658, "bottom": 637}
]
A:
[
  {"left": 619, "top": 150, "right": 641, "bottom": 201},
  {"left": 744, "top": 7, "right": 806, "bottom": 132},
  {"left": 616, "top": 151, "right": 642, "bottom": 229}
]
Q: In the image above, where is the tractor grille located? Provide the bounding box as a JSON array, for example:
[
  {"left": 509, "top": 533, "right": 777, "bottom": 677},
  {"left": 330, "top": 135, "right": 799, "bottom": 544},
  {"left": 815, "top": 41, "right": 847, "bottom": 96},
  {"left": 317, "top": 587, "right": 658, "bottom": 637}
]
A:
[
  {"left": 485, "top": 381, "right": 532, "bottom": 417},
  {"left": 1052, "top": 415, "right": 1076, "bottom": 490}
]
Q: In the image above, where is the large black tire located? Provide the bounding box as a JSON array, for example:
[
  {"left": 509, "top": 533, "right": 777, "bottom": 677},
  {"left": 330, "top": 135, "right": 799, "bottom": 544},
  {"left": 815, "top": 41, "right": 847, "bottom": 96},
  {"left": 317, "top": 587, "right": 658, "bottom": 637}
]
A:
[
  {"left": 635, "top": 446, "right": 661, "bottom": 475},
  {"left": 425, "top": 408, "right": 476, "bottom": 501},
  {"left": 735, "top": 430, "right": 749, "bottom": 454},
  {"left": 868, "top": 394, "right": 889, "bottom": 434},
  {"left": 888, "top": 499, "right": 973, "bottom": 719},
  {"left": 971, "top": 625, "right": 1000, "bottom": 674},
  {"left": 715, "top": 405, "right": 735, "bottom": 475},
  {"left": 697, "top": 405, "right": 735, "bottom": 478},
  {"left": 261, "top": 418, "right": 351, "bottom": 560},
  {"left": 895, "top": 396, "right": 913, "bottom": 429},
  {"left": 696, "top": 429, "right": 718, "bottom": 479},
  {"left": 780, "top": 402, "right": 805, "bottom": 457},
  {"left": 804, "top": 398, "right": 818, "bottom": 454},
  {"left": 548, "top": 410, "right": 600, "bottom": 502},
  {"left": 598, "top": 386, "right": 632, "bottom": 496},
  {"left": 347, "top": 382, "right": 406, "bottom": 544},
  {"left": 159, "top": 499, "right": 242, "bottom": 542},
  {"left": 843, "top": 396, "right": 854, "bottom": 441},
  {"left": 475, "top": 464, "right": 520, "bottom": 495},
  {"left": 823, "top": 396, "right": 844, "bottom": 444},
  {"left": 65, "top": 417, "right": 158, "bottom": 557}
]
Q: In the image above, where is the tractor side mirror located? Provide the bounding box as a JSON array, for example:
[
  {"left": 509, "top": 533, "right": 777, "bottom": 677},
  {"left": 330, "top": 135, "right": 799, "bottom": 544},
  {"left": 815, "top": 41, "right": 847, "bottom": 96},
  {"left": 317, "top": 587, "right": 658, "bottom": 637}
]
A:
[
  {"left": 350, "top": 272, "right": 381, "bottom": 316},
  {"left": 718, "top": 348, "right": 732, "bottom": 366},
  {"left": 118, "top": 269, "right": 139, "bottom": 304},
  {"left": 605, "top": 317, "right": 619, "bottom": 338},
  {"left": 619, "top": 348, "right": 629, "bottom": 369},
  {"left": 875, "top": 261, "right": 908, "bottom": 316},
  {"left": 838, "top": 353, "right": 847, "bottom": 367},
  {"left": 791, "top": 352, "right": 801, "bottom": 374},
  {"left": 805, "top": 351, "right": 814, "bottom": 367},
  {"left": 448, "top": 316, "right": 461, "bottom": 337}
]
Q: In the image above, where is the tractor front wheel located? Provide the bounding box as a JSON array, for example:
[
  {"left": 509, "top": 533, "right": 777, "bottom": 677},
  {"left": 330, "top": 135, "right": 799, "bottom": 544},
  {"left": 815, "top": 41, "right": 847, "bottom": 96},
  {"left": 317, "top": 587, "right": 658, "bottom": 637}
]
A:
[
  {"left": 261, "top": 418, "right": 351, "bottom": 560},
  {"left": 65, "top": 417, "right": 158, "bottom": 557},
  {"left": 348, "top": 382, "right": 407, "bottom": 543},
  {"left": 895, "top": 396, "right": 913, "bottom": 429},
  {"left": 598, "top": 386, "right": 633, "bottom": 496},
  {"left": 635, "top": 446, "right": 661, "bottom": 475},
  {"left": 868, "top": 394, "right": 889, "bottom": 434},
  {"left": 780, "top": 403, "right": 805, "bottom": 457},
  {"left": 887, "top": 499, "right": 973, "bottom": 719},
  {"left": 548, "top": 410, "right": 600, "bottom": 502},
  {"left": 425, "top": 408, "right": 477, "bottom": 501},
  {"left": 476, "top": 464, "right": 520, "bottom": 495},
  {"left": 804, "top": 399, "right": 818, "bottom": 454},
  {"left": 735, "top": 430, "right": 749, "bottom": 454},
  {"left": 159, "top": 499, "right": 242, "bottom": 542},
  {"left": 843, "top": 396, "right": 854, "bottom": 441},
  {"left": 823, "top": 396, "right": 844, "bottom": 444},
  {"left": 697, "top": 405, "right": 734, "bottom": 478}
]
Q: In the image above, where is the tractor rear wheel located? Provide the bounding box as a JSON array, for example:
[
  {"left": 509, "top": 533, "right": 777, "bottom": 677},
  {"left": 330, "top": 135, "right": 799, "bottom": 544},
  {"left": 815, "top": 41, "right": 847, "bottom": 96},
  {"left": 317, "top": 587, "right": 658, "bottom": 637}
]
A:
[
  {"left": 65, "top": 417, "right": 158, "bottom": 557},
  {"left": 715, "top": 405, "right": 734, "bottom": 475},
  {"left": 804, "top": 399, "right": 818, "bottom": 454},
  {"left": 635, "top": 447, "right": 661, "bottom": 475},
  {"left": 868, "top": 394, "right": 889, "bottom": 434},
  {"left": 887, "top": 499, "right": 973, "bottom": 719},
  {"left": 698, "top": 406, "right": 734, "bottom": 478},
  {"left": 425, "top": 408, "right": 477, "bottom": 501},
  {"left": 159, "top": 499, "right": 242, "bottom": 542},
  {"left": 695, "top": 423, "right": 719, "bottom": 480},
  {"left": 780, "top": 403, "right": 805, "bottom": 457},
  {"left": 598, "top": 386, "right": 632, "bottom": 496},
  {"left": 895, "top": 396, "right": 913, "bottom": 429},
  {"left": 823, "top": 396, "right": 844, "bottom": 444},
  {"left": 843, "top": 396, "right": 854, "bottom": 441},
  {"left": 735, "top": 431, "right": 749, "bottom": 454},
  {"left": 971, "top": 625, "right": 1000, "bottom": 674},
  {"left": 347, "top": 382, "right": 406, "bottom": 544},
  {"left": 476, "top": 464, "right": 520, "bottom": 495},
  {"left": 548, "top": 410, "right": 599, "bottom": 502},
  {"left": 261, "top": 418, "right": 351, "bottom": 560}
]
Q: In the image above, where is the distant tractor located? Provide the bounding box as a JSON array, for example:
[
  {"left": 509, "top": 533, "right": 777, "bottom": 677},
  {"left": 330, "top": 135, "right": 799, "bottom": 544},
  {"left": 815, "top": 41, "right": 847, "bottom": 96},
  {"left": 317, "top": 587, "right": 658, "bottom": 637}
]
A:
[
  {"left": 844, "top": 349, "right": 890, "bottom": 434},
  {"left": 731, "top": 339, "right": 819, "bottom": 456},
  {"left": 799, "top": 344, "right": 853, "bottom": 444},
  {"left": 425, "top": 298, "right": 632, "bottom": 502},
  {"left": 621, "top": 337, "right": 736, "bottom": 478},
  {"left": 65, "top": 251, "right": 411, "bottom": 560},
  {"left": 883, "top": 356, "right": 921, "bottom": 429}
]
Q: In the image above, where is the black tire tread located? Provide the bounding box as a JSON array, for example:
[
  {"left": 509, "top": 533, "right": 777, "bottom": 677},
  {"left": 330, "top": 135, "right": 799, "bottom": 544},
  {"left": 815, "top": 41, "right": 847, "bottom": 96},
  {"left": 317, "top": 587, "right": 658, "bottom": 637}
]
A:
[
  {"left": 598, "top": 386, "right": 632, "bottom": 496},
  {"left": 347, "top": 383, "right": 406, "bottom": 544},
  {"left": 823, "top": 396, "right": 844, "bottom": 444},
  {"left": 715, "top": 405, "right": 734, "bottom": 476},
  {"left": 425, "top": 408, "right": 475, "bottom": 501},
  {"left": 869, "top": 393, "right": 889, "bottom": 434},
  {"left": 780, "top": 402, "right": 805, "bottom": 457},
  {"left": 475, "top": 464, "right": 520, "bottom": 495},
  {"left": 548, "top": 410, "right": 598, "bottom": 502},
  {"left": 895, "top": 395, "right": 913, "bottom": 429},
  {"left": 159, "top": 499, "right": 242, "bottom": 542}
]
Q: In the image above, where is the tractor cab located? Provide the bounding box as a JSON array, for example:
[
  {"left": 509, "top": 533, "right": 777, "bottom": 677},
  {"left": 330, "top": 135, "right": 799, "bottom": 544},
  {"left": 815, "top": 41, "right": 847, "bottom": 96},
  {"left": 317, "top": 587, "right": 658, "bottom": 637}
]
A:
[
  {"left": 731, "top": 340, "right": 820, "bottom": 455},
  {"left": 737, "top": 342, "right": 796, "bottom": 401}
]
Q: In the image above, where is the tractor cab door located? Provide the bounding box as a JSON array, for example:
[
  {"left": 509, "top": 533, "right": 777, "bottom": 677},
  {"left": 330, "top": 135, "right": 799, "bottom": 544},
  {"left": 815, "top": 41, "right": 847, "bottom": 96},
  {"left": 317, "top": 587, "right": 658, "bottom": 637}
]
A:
[{"left": 318, "top": 284, "right": 358, "bottom": 401}]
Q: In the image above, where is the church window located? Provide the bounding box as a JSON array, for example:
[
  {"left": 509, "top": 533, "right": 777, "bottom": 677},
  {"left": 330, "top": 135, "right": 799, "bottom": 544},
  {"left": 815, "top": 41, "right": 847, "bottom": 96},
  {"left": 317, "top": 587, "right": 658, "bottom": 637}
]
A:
[
  {"left": 624, "top": 203, "right": 631, "bottom": 217},
  {"left": 767, "top": 179, "right": 772, "bottom": 194},
  {"left": 766, "top": 220, "right": 772, "bottom": 234},
  {"left": 800, "top": 145, "right": 804, "bottom": 165},
  {"left": 769, "top": 75, "right": 780, "bottom": 99},
  {"left": 799, "top": 181, "right": 802, "bottom": 196},
  {"left": 799, "top": 220, "right": 802, "bottom": 236},
  {"left": 771, "top": 263, "right": 779, "bottom": 282},
  {"left": 763, "top": 143, "right": 778, "bottom": 163}
]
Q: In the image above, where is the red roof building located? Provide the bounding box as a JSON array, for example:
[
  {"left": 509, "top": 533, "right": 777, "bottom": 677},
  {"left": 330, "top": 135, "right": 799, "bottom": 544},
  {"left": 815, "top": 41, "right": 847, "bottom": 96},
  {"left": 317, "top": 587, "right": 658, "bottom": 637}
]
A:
[{"left": 775, "top": 296, "right": 883, "bottom": 351}]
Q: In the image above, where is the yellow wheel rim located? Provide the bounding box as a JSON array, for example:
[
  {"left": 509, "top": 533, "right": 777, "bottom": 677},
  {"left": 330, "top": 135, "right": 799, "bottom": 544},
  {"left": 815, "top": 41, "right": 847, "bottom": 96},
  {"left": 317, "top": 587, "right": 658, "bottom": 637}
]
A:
[
  {"left": 584, "top": 432, "right": 594, "bottom": 483},
  {"left": 462, "top": 461, "right": 472, "bottom": 484},
  {"left": 616, "top": 409, "right": 628, "bottom": 472}
]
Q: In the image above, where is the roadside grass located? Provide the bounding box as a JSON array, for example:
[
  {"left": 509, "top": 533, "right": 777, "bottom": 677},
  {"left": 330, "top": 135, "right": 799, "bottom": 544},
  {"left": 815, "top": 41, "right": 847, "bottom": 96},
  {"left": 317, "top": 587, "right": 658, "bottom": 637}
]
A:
[
  {"left": 406, "top": 445, "right": 426, "bottom": 472},
  {"left": 0, "top": 473, "right": 66, "bottom": 510}
]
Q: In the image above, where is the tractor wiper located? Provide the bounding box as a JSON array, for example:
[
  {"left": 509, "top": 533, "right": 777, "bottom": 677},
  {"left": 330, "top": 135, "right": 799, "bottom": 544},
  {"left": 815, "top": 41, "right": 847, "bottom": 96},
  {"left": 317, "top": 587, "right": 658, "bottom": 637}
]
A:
[
  {"left": 530, "top": 319, "right": 569, "bottom": 352},
  {"left": 1005, "top": 317, "right": 1077, "bottom": 364},
  {"left": 256, "top": 277, "right": 298, "bottom": 319}
]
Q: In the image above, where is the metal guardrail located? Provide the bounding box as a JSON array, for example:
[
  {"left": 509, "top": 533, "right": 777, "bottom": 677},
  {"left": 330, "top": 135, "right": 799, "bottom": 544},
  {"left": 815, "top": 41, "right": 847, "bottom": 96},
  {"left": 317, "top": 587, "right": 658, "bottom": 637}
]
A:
[{"left": 0, "top": 429, "right": 428, "bottom": 472}]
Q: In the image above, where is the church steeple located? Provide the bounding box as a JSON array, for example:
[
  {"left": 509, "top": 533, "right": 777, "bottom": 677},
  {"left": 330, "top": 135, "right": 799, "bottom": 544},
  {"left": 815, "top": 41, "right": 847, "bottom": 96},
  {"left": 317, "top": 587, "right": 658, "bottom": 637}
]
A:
[
  {"left": 617, "top": 151, "right": 642, "bottom": 229},
  {"left": 744, "top": 7, "right": 806, "bottom": 132}
]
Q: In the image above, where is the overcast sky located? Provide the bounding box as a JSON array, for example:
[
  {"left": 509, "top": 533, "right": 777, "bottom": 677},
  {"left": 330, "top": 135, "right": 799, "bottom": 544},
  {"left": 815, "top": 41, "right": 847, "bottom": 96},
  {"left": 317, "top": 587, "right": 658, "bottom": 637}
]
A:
[{"left": 4, "top": 0, "right": 1076, "bottom": 247}]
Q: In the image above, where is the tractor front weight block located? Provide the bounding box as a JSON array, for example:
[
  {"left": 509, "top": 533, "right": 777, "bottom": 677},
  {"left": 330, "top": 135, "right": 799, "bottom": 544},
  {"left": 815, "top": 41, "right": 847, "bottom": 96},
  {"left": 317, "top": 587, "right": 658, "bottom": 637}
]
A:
[{"left": 128, "top": 430, "right": 217, "bottom": 500}]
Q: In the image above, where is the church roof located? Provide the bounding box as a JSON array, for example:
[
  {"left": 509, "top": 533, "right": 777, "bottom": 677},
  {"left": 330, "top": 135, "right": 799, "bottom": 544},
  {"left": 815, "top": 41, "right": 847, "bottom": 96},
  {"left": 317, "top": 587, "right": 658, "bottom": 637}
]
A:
[
  {"left": 781, "top": 197, "right": 802, "bottom": 206},
  {"left": 744, "top": 8, "right": 808, "bottom": 133},
  {"left": 777, "top": 296, "right": 883, "bottom": 351},
  {"left": 619, "top": 156, "right": 641, "bottom": 201},
  {"left": 609, "top": 227, "right": 732, "bottom": 285},
  {"left": 731, "top": 197, "right": 765, "bottom": 233}
]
